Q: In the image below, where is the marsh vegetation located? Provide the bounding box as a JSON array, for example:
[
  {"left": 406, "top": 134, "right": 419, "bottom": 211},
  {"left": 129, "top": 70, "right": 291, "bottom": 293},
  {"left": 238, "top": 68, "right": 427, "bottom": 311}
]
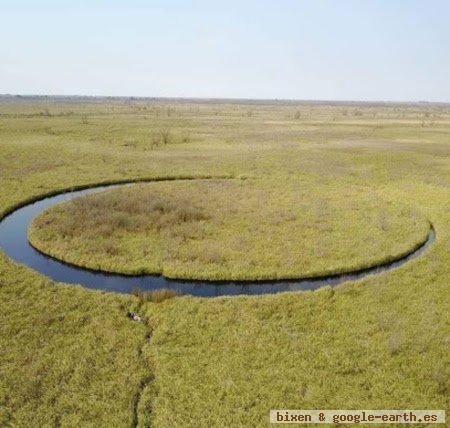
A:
[
  {"left": 29, "top": 179, "right": 430, "bottom": 280},
  {"left": 0, "top": 97, "right": 449, "bottom": 426}
]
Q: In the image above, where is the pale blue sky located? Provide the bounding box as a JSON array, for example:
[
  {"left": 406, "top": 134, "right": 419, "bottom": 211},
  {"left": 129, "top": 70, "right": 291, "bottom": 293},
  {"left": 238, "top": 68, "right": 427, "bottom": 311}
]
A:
[{"left": 1, "top": 0, "right": 449, "bottom": 101}]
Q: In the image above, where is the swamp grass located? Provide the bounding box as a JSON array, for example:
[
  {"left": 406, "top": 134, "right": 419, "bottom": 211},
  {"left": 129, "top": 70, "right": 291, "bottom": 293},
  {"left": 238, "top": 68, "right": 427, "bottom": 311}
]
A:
[
  {"left": 29, "top": 179, "right": 430, "bottom": 280},
  {"left": 0, "top": 98, "right": 449, "bottom": 426}
]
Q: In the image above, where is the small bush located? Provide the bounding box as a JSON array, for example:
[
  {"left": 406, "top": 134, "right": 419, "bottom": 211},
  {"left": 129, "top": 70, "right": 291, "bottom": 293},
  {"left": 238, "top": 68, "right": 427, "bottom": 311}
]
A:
[
  {"left": 160, "top": 129, "right": 171, "bottom": 145},
  {"left": 150, "top": 129, "right": 172, "bottom": 147}
]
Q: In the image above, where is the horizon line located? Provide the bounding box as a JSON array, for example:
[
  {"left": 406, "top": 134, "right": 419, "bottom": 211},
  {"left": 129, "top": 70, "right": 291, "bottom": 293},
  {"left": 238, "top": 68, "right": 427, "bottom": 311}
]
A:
[{"left": 1, "top": 94, "right": 449, "bottom": 106}]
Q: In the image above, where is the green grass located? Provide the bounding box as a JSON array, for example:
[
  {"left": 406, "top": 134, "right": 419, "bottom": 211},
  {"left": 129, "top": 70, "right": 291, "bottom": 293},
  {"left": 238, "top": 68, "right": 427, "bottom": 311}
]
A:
[
  {"left": 0, "top": 253, "right": 150, "bottom": 426},
  {"left": 29, "top": 178, "right": 430, "bottom": 280},
  {"left": 0, "top": 98, "right": 449, "bottom": 427}
]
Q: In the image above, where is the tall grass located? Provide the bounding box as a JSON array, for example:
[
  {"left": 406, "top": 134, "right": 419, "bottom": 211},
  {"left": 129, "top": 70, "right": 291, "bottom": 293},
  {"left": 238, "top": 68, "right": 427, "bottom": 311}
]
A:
[
  {"left": 0, "top": 98, "right": 449, "bottom": 426},
  {"left": 132, "top": 287, "right": 181, "bottom": 303}
]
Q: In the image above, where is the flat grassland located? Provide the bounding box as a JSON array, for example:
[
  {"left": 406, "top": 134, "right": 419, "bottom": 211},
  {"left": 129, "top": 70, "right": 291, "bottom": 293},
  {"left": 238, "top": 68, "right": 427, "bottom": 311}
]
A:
[{"left": 0, "top": 97, "right": 449, "bottom": 427}]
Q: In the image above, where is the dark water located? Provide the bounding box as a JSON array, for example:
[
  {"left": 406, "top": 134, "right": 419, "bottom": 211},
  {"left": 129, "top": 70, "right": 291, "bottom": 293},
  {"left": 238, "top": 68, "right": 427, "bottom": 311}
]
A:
[{"left": 0, "top": 182, "right": 435, "bottom": 297}]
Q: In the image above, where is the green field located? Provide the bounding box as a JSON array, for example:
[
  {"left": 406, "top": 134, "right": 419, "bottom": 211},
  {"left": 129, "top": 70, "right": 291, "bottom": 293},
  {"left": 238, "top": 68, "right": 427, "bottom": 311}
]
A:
[{"left": 0, "top": 97, "right": 449, "bottom": 427}]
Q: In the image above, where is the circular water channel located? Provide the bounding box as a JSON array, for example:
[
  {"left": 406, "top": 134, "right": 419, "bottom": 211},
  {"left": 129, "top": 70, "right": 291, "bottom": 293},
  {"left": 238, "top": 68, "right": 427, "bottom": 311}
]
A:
[{"left": 0, "top": 180, "right": 435, "bottom": 297}]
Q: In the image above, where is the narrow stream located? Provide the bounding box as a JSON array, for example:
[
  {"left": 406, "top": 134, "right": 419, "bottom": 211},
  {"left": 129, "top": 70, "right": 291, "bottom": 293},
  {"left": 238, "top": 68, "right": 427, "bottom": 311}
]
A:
[{"left": 0, "top": 181, "right": 435, "bottom": 297}]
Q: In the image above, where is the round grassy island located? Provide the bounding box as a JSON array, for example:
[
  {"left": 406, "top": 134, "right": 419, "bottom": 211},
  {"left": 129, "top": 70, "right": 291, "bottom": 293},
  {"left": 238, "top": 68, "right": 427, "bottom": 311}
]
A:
[{"left": 28, "top": 178, "right": 430, "bottom": 281}]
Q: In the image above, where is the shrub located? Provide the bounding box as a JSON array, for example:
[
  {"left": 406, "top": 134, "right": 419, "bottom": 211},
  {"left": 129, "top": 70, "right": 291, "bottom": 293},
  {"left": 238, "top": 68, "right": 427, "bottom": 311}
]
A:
[{"left": 160, "top": 129, "right": 171, "bottom": 145}]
